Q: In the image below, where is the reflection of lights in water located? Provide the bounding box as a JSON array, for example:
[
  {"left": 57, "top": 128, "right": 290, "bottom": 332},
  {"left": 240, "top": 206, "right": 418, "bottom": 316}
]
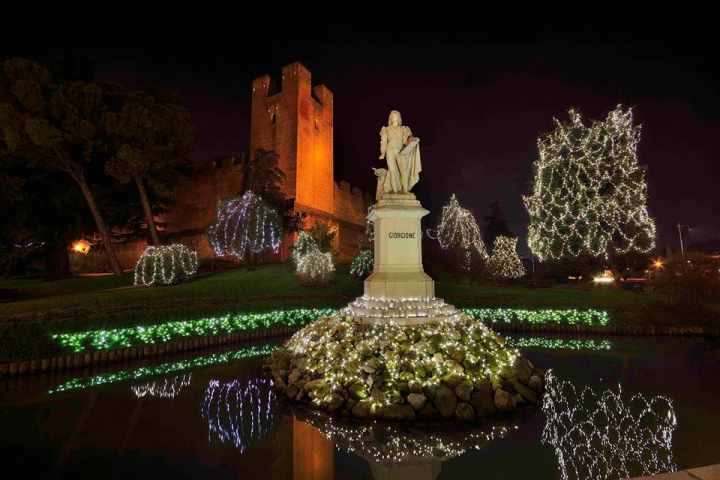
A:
[
  {"left": 507, "top": 336, "right": 613, "bottom": 351},
  {"left": 131, "top": 374, "right": 192, "bottom": 399},
  {"left": 542, "top": 370, "right": 677, "bottom": 480},
  {"left": 49, "top": 344, "right": 274, "bottom": 394},
  {"left": 299, "top": 409, "right": 517, "bottom": 465},
  {"left": 202, "top": 378, "right": 276, "bottom": 453}
]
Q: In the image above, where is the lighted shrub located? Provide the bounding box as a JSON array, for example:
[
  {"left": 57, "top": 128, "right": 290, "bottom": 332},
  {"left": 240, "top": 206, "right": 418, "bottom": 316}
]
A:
[{"left": 134, "top": 244, "right": 198, "bottom": 286}]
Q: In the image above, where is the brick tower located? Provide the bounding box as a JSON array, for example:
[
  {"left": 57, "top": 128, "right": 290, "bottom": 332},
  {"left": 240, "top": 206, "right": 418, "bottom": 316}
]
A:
[{"left": 250, "top": 62, "right": 334, "bottom": 216}]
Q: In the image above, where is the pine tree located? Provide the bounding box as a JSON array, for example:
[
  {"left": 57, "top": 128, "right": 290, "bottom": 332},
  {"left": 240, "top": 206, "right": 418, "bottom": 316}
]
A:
[
  {"left": 483, "top": 201, "right": 512, "bottom": 249},
  {"left": 524, "top": 105, "right": 656, "bottom": 262},
  {"left": 488, "top": 236, "right": 525, "bottom": 279},
  {"left": 427, "top": 194, "right": 488, "bottom": 271}
]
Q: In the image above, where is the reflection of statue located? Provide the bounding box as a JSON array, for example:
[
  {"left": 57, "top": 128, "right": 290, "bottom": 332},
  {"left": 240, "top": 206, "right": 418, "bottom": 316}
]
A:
[
  {"left": 542, "top": 371, "right": 677, "bottom": 480},
  {"left": 296, "top": 408, "right": 516, "bottom": 480},
  {"left": 379, "top": 110, "right": 422, "bottom": 195}
]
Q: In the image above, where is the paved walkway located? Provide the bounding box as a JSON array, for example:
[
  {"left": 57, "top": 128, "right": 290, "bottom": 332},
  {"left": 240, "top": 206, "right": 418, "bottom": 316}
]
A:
[{"left": 633, "top": 464, "right": 720, "bottom": 479}]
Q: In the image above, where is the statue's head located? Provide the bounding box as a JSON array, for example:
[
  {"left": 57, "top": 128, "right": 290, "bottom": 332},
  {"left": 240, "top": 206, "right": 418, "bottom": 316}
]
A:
[{"left": 388, "top": 110, "right": 402, "bottom": 127}]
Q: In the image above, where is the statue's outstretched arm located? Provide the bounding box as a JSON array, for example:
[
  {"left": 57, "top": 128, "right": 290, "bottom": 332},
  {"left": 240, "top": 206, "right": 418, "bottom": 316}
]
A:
[{"left": 379, "top": 127, "right": 387, "bottom": 159}]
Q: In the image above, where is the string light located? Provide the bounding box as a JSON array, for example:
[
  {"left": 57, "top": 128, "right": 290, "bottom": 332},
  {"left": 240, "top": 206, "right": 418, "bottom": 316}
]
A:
[
  {"left": 279, "top": 314, "right": 520, "bottom": 412},
  {"left": 202, "top": 378, "right": 276, "bottom": 453},
  {"left": 131, "top": 374, "right": 192, "bottom": 399},
  {"left": 350, "top": 249, "right": 373, "bottom": 278},
  {"left": 49, "top": 344, "right": 275, "bottom": 394},
  {"left": 133, "top": 244, "right": 198, "bottom": 286},
  {"left": 51, "top": 308, "right": 335, "bottom": 353},
  {"left": 542, "top": 371, "right": 677, "bottom": 480},
  {"left": 507, "top": 336, "right": 612, "bottom": 351},
  {"left": 50, "top": 307, "right": 610, "bottom": 353},
  {"left": 292, "top": 231, "right": 335, "bottom": 283},
  {"left": 299, "top": 408, "right": 518, "bottom": 464},
  {"left": 207, "top": 191, "right": 281, "bottom": 261},
  {"left": 427, "top": 194, "right": 488, "bottom": 270},
  {"left": 487, "top": 236, "right": 526, "bottom": 279},
  {"left": 524, "top": 106, "right": 656, "bottom": 261}
]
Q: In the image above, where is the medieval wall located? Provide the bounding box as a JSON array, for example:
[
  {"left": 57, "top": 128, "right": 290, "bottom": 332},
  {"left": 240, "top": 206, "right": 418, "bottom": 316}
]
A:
[{"left": 113, "top": 62, "right": 369, "bottom": 270}]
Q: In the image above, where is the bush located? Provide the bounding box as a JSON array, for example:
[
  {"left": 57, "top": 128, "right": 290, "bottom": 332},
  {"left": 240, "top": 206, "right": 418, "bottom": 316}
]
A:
[
  {"left": 649, "top": 252, "right": 720, "bottom": 302},
  {"left": 296, "top": 249, "right": 335, "bottom": 285},
  {"left": 134, "top": 244, "right": 198, "bottom": 286}
]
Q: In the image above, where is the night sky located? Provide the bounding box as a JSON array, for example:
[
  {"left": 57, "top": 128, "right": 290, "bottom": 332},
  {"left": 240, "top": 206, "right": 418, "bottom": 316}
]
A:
[{"left": 26, "top": 29, "right": 720, "bottom": 253}]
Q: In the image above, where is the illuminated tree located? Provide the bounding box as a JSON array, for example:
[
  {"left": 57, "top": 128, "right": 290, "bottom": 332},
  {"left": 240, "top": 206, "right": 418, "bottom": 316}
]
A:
[
  {"left": 427, "top": 194, "right": 488, "bottom": 271},
  {"left": 291, "top": 230, "right": 335, "bottom": 285},
  {"left": 350, "top": 206, "right": 375, "bottom": 278},
  {"left": 134, "top": 243, "right": 198, "bottom": 286},
  {"left": 207, "top": 191, "right": 281, "bottom": 263},
  {"left": 524, "top": 106, "right": 656, "bottom": 263},
  {"left": 487, "top": 236, "right": 525, "bottom": 279}
]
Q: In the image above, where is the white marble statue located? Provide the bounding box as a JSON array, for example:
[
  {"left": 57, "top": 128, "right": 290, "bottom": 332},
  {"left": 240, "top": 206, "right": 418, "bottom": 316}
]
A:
[{"left": 378, "top": 110, "right": 422, "bottom": 196}]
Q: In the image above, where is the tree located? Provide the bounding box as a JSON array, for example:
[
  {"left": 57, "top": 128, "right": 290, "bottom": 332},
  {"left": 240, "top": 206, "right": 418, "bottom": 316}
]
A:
[
  {"left": 427, "top": 194, "right": 488, "bottom": 271},
  {"left": 0, "top": 58, "right": 123, "bottom": 274},
  {"left": 487, "top": 236, "right": 526, "bottom": 280},
  {"left": 240, "top": 149, "right": 303, "bottom": 235},
  {"left": 206, "top": 191, "right": 281, "bottom": 264},
  {"left": 103, "top": 89, "right": 195, "bottom": 246},
  {"left": 483, "top": 201, "right": 512, "bottom": 249},
  {"left": 524, "top": 105, "right": 656, "bottom": 265}
]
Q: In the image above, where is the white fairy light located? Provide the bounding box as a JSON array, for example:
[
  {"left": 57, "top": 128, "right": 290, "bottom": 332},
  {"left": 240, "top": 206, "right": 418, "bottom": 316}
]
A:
[
  {"left": 488, "top": 236, "right": 526, "bottom": 279},
  {"left": 292, "top": 231, "right": 335, "bottom": 283},
  {"left": 133, "top": 244, "right": 198, "bottom": 287},
  {"left": 207, "top": 191, "right": 281, "bottom": 261},
  {"left": 283, "top": 314, "right": 519, "bottom": 410},
  {"left": 427, "top": 194, "right": 488, "bottom": 271},
  {"left": 131, "top": 374, "right": 192, "bottom": 399},
  {"left": 299, "top": 408, "right": 518, "bottom": 464},
  {"left": 201, "top": 377, "right": 276, "bottom": 453},
  {"left": 350, "top": 249, "right": 373, "bottom": 278},
  {"left": 542, "top": 371, "right": 677, "bottom": 480},
  {"left": 524, "top": 106, "right": 656, "bottom": 261}
]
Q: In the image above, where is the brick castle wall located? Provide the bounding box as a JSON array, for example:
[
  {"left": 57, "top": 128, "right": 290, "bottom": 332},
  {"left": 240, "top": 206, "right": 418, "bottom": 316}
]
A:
[{"left": 113, "top": 62, "right": 369, "bottom": 270}]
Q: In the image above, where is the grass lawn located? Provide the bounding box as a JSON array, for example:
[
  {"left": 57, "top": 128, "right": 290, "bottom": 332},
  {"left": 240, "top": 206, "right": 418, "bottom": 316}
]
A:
[{"left": 0, "top": 263, "right": 718, "bottom": 362}]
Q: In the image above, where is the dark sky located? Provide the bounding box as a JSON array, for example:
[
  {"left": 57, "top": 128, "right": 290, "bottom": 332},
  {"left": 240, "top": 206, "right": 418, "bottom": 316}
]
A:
[{"left": 30, "top": 29, "right": 720, "bottom": 253}]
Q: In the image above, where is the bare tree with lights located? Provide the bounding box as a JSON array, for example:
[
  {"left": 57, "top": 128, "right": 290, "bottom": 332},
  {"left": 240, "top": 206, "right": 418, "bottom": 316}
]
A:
[
  {"left": 427, "top": 194, "right": 488, "bottom": 271},
  {"left": 524, "top": 105, "right": 656, "bottom": 264}
]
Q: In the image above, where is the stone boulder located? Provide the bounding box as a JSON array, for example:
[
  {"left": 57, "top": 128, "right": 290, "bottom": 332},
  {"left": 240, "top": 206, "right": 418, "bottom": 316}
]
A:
[
  {"left": 456, "top": 402, "right": 476, "bottom": 421},
  {"left": 407, "top": 393, "right": 427, "bottom": 411},
  {"left": 433, "top": 384, "right": 458, "bottom": 418}
]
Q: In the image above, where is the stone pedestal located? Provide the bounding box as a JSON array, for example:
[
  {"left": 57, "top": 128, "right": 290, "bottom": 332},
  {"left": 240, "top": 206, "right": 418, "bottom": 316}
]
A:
[{"left": 364, "top": 194, "right": 434, "bottom": 299}]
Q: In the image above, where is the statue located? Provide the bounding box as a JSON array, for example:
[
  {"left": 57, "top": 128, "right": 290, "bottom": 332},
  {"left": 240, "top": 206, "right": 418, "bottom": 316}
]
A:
[{"left": 378, "top": 110, "right": 422, "bottom": 196}]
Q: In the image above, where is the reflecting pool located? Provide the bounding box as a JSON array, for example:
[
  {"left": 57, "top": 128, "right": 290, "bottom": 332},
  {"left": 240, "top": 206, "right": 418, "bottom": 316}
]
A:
[{"left": 1, "top": 334, "right": 719, "bottom": 479}]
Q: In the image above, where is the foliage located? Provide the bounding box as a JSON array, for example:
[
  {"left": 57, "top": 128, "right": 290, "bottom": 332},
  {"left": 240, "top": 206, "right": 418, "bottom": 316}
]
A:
[
  {"left": 350, "top": 249, "right": 374, "bottom": 278},
  {"left": 487, "top": 236, "right": 526, "bottom": 280},
  {"left": 103, "top": 88, "right": 196, "bottom": 245},
  {"left": 0, "top": 58, "right": 123, "bottom": 274},
  {"left": 524, "top": 106, "right": 656, "bottom": 263},
  {"left": 427, "top": 194, "right": 488, "bottom": 272},
  {"left": 133, "top": 244, "right": 198, "bottom": 287},
  {"left": 206, "top": 191, "right": 281, "bottom": 263},
  {"left": 483, "top": 201, "right": 512, "bottom": 249},
  {"left": 292, "top": 226, "right": 336, "bottom": 285},
  {"left": 649, "top": 252, "right": 720, "bottom": 302}
]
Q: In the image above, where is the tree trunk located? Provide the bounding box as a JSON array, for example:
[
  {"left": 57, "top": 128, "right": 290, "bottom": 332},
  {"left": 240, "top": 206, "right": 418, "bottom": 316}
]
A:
[
  {"left": 74, "top": 174, "right": 123, "bottom": 275},
  {"left": 134, "top": 176, "right": 161, "bottom": 246},
  {"left": 45, "top": 242, "right": 71, "bottom": 280}
]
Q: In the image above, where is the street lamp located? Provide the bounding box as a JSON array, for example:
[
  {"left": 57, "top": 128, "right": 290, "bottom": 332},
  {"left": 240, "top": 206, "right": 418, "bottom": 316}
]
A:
[{"left": 676, "top": 224, "right": 691, "bottom": 258}]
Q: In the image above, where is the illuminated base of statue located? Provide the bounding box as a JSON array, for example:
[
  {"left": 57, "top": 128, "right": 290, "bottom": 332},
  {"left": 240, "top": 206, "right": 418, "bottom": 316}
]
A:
[{"left": 360, "top": 193, "right": 439, "bottom": 324}]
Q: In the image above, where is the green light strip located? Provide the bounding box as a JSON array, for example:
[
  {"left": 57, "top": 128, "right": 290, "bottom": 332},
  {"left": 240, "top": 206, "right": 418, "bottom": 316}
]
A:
[
  {"left": 51, "top": 307, "right": 610, "bottom": 353},
  {"left": 463, "top": 308, "right": 610, "bottom": 326},
  {"left": 507, "top": 336, "right": 613, "bottom": 351},
  {"left": 49, "top": 344, "right": 275, "bottom": 394}
]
